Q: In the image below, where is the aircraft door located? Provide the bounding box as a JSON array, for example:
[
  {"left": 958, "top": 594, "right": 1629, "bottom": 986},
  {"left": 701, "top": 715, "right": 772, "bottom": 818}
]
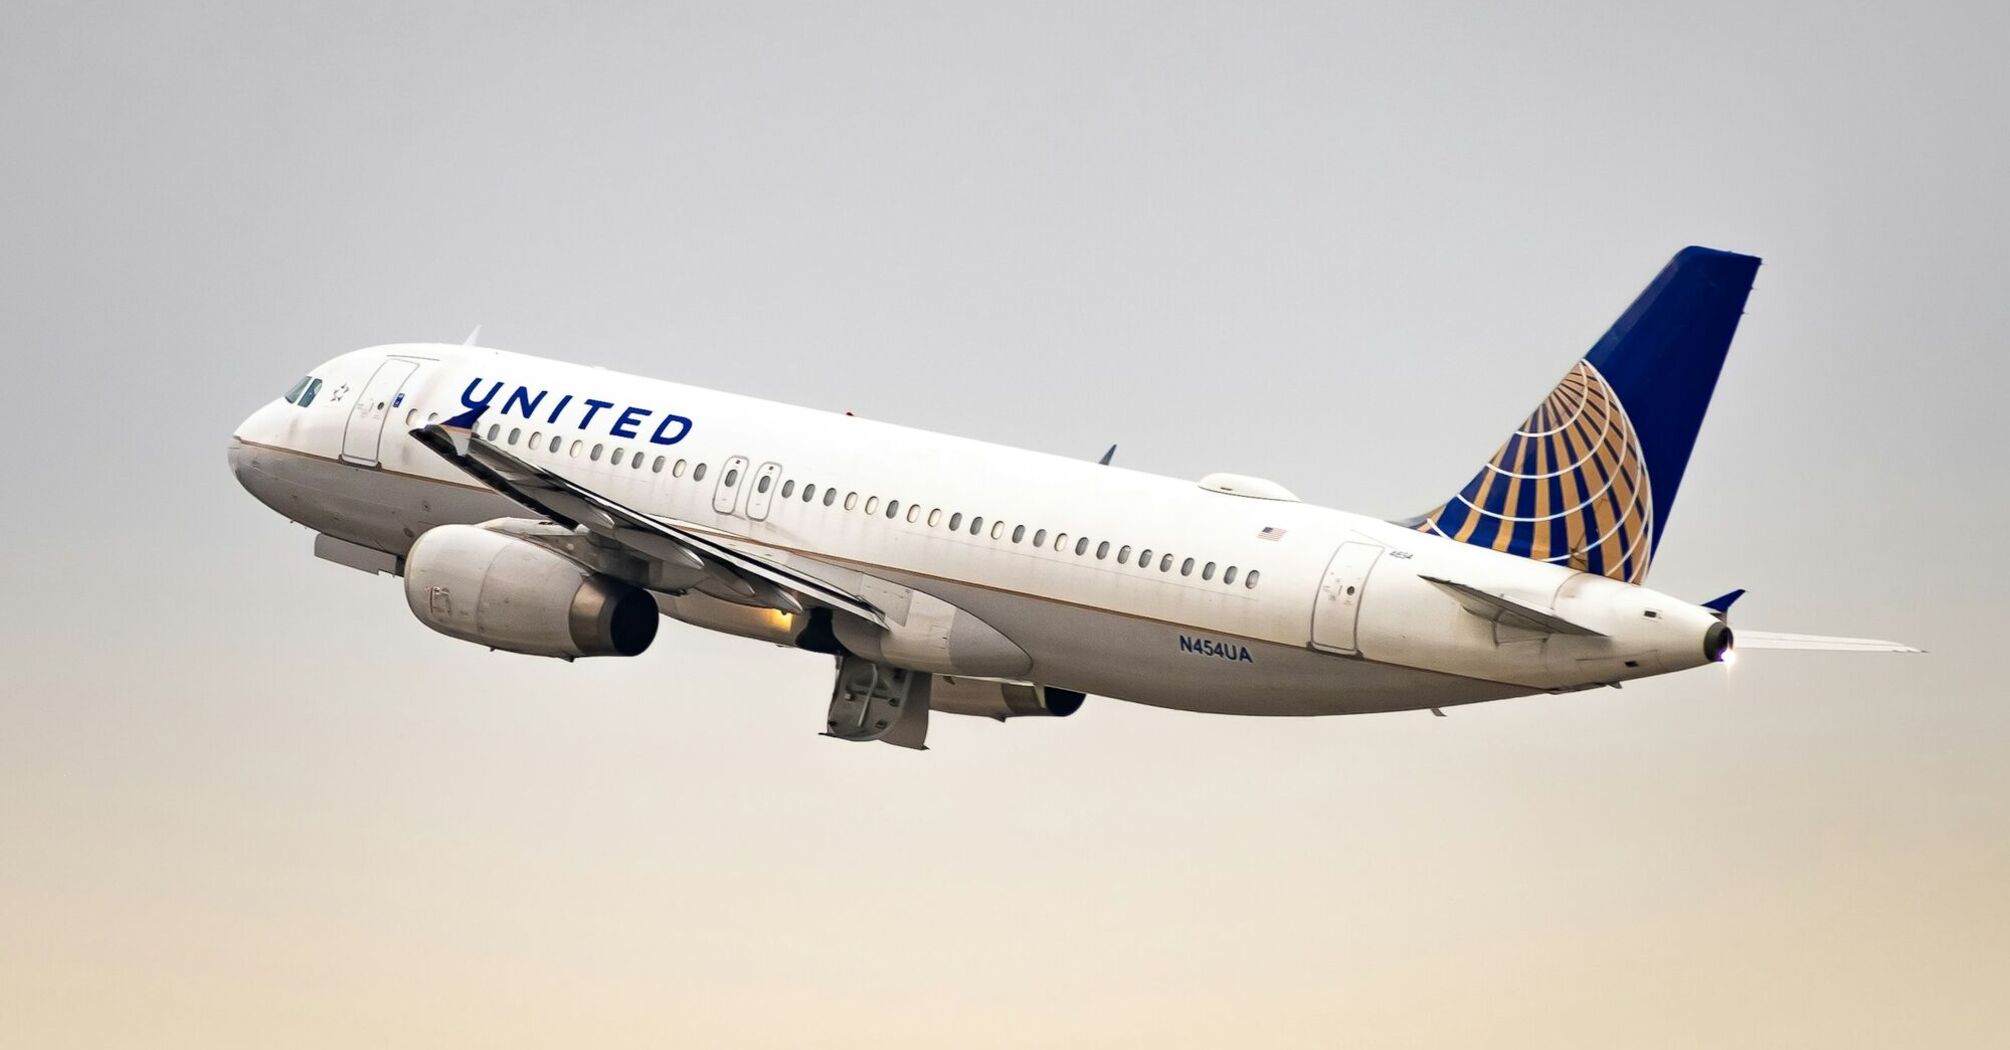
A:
[
  {"left": 1310, "top": 540, "right": 1384, "bottom": 655},
  {"left": 745, "top": 462, "right": 783, "bottom": 520},
  {"left": 712, "top": 455, "right": 751, "bottom": 515},
  {"left": 340, "top": 357, "right": 420, "bottom": 466}
]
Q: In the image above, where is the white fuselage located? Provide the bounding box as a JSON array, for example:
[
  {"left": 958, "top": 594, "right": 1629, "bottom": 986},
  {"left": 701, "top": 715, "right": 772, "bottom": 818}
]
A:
[{"left": 229, "top": 343, "right": 1725, "bottom": 717}]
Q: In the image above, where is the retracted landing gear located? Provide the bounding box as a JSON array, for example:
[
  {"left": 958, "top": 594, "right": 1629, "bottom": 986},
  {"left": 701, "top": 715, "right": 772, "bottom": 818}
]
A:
[{"left": 824, "top": 653, "right": 930, "bottom": 750}]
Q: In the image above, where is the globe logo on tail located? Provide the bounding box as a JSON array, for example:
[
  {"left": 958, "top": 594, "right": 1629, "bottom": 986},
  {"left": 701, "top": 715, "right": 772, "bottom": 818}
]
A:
[{"left": 1412, "top": 361, "right": 1655, "bottom": 583}]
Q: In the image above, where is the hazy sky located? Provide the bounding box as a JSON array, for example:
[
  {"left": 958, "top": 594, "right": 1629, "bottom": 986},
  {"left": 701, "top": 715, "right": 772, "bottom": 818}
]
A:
[{"left": 3, "top": 2, "right": 2006, "bottom": 1046}]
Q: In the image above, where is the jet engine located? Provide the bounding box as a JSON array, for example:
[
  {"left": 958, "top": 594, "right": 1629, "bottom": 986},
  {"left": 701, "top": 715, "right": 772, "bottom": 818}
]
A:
[
  {"left": 403, "top": 524, "right": 658, "bottom": 658},
  {"left": 932, "top": 675, "right": 1087, "bottom": 720}
]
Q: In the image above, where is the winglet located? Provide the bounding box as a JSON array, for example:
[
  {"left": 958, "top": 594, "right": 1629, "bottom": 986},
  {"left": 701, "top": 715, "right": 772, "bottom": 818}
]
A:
[
  {"left": 1703, "top": 589, "right": 1746, "bottom": 615},
  {"left": 1098, "top": 444, "right": 1117, "bottom": 466}
]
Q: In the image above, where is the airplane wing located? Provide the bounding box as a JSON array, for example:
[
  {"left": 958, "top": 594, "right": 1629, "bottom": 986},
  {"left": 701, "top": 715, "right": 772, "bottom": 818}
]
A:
[
  {"left": 409, "top": 408, "right": 886, "bottom": 627},
  {"left": 1733, "top": 631, "right": 1923, "bottom": 653},
  {"left": 1418, "top": 575, "right": 1606, "bottom": 637}
]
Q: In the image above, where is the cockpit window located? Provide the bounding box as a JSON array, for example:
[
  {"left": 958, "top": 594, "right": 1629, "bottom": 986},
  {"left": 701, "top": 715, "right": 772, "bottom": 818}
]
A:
[{"left": 283, "top": 376, "right": 322, "bottom": 407}]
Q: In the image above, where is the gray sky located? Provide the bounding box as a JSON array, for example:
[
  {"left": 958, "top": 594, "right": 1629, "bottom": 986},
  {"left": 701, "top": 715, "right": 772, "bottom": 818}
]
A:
[{"left": 3, "top": 2, "right": 2006, "bottom": 1046}]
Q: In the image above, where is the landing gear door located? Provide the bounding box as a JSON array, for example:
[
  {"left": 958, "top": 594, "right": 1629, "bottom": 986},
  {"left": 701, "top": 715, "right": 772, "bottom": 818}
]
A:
[
  {"left": 1311, "top": 540, "right": 1383, "bottom": 655},
  {"left": 340, "top": 357, "right": 420, "bottom": 466}
]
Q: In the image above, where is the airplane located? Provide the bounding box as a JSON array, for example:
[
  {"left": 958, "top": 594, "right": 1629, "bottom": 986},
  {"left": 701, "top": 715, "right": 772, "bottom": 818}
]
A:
[{"left": 228, "top": 246, "right": 1919, "bottom": 749}]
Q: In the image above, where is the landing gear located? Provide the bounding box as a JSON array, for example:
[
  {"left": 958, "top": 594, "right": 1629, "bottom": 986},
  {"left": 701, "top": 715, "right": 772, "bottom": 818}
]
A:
[{"left": 824, "top": 653, "right": 931, "bottom": 750}]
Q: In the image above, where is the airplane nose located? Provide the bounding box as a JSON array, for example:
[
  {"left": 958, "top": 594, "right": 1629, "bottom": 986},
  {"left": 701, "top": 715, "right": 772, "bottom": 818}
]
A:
[
  {"left": 227, "top": 435, "right": 250, "bottom": 485},
  {"left": 229, "top": 399, "right": 287, "bottom": 490}
]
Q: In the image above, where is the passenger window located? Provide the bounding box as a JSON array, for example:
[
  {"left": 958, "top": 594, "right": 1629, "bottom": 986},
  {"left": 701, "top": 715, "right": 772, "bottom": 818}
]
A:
[
  {"left": 944, "top": 512, "right": 957, "bottom": 530},
  {"left": 509, "top": 427, "right": 521, "bottom": 444},
  {"left": 549, "top": 436, "right": 562, "bottom": 453},
  {"left": 530, "top": 431, "right": 543, "bottom": 446},
  {"left": 723, "top": 467, "right": 738, "bottom": 486},
  {"left": 570, "top": 440, "right": 583, "bottom": 457},
  {"left": 611, "top": 448, "right": 624, "bottom": 465},
  {"left": 1202, "top": 561, "right": 1216, "bottom": 580},
  {"left": 406, "top": 409, "right": 418, "bottom": 426},
  {"left": 1033, "top": 529, "right": 1047, "bottom": 547},
  {"left": 826, "top": 489, "right": 839, "bottom": 507},
  {"left": 780, "top": 480, "right": 793, "bottom": 497},
  {"left": 1224, "top": 566, "right": 1238, "bottom": 585},
  {"left": 1096, "top": 541, "right": 1110, "bottom": 560},
  {"left": 1118, "top": 545, "right": 1131, "bottom": 564},
  {"left": 1160, "top": 554, "right": 1174, "bottom": 572},
  {"left": 693, "top": 463, "right": 708, "bottom": 481},
  {"left": 487, "top": 424, "right": 501, "bottom": 441},
  {"left": 653, "top": 456, "right": 666, "bottom": 473},
  {"left": 971, "top": 517, "right": 984, "bottom": 536},
  {"left": 632, "top": 453, "right": 645, "bottom": 470},
  {"left": 673, "top": 459, "right": 687, "bottom": 477},
  {"left": 1012, "top": 525, "right": 1026, "bottom": 543},
  {"left": 866, "top": 497, "right": 880, "bottom": 515},
  {"left": 757, "top": 475, "right": 772, "bottom": 493},
  {"left": 427, "top": 412, "right": 440, "bottom": 425},
  {"left": 1138, "top": 549, "right": 1153, "bottom": 569},
  {"left": 1054, "top": 533, "right": 1068, "bottom": 552},
  {"left": 1245, "top": 570, "right": 1260, "bottom": 589},
  {"left": 1075, "top": 537, "right": 1090, "bottom": 556},
  {"left": 989, "top": 521, "right": 1004, "bottom": 540},
  {"left": 907, "top": 504, "right": 921, "bottom": 523},
  {"left": 1180, "top": 558, "right": 1195, "bottom": 576},
  {"left": 802, "top": 483, "right": 815, "bottom": 502},
  {"left": 591, "top": 444, "right": 604, "bottom": 461},
  {"left": 846, "top": 492, "right": 859, "bottom": 511},
  {"left": 885, "top": 499, "right": 898, "bottom": 518}
]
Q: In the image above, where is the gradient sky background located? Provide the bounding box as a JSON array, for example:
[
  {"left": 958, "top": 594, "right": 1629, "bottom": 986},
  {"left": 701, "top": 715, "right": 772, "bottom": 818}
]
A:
[{"left": 3, "top": 2, "right": 2006, "bottom": 1046}]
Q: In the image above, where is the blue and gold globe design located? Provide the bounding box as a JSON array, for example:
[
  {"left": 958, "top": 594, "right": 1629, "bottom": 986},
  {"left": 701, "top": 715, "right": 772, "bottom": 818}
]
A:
[{"left": 1412, "top": 361, "right": 1656, "bottom": 583}]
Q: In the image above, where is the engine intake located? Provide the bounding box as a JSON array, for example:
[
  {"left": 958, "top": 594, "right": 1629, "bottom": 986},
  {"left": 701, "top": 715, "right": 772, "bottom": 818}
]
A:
[{"left": 403, "top": 524, "right": 657, "bottom": 658}]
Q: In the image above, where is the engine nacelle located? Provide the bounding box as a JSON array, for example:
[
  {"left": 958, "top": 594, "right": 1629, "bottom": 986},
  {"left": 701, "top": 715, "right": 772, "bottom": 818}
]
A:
[
  {"left": 403, "top": 524, "right": 658, "bottom": 659},
  {"left": 932, "top": 675, "right": 1087, "bottom": 720}
]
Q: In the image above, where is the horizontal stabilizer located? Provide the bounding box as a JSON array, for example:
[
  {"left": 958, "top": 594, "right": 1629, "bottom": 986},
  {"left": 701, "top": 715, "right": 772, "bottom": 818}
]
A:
[
  {"left": 1419, "top": 575, "right": 1606, "bottom": 637},
  {"left": 1735, "top": 631, "right": 1923, "bottom": 654}
]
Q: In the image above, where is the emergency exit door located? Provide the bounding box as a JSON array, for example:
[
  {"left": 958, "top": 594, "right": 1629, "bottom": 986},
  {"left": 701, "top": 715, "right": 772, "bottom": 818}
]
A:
[
  {"left": 744, "top": 462, "right": 784, "bottom": 520},
  {"left": 712, "top": 455, "right": 751, "bottom": 514},
  {"left": 1310, "top": 541, "right": 1383, "bottom": 654}
]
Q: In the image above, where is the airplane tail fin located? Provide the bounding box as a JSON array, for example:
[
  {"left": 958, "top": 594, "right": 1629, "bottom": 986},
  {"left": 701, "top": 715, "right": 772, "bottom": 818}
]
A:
[{"left": 1407, "top": 246, "right": 1761, "bottom": 583}]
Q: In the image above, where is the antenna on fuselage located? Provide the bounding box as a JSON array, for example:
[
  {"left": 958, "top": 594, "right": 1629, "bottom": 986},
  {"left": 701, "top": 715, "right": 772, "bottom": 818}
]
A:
[
  {"left": 1098, "top": 444, "right": 1117, "bottom": 466},
  {"left": 462, "top": 325, "right": 483, "bottom": 346}
]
